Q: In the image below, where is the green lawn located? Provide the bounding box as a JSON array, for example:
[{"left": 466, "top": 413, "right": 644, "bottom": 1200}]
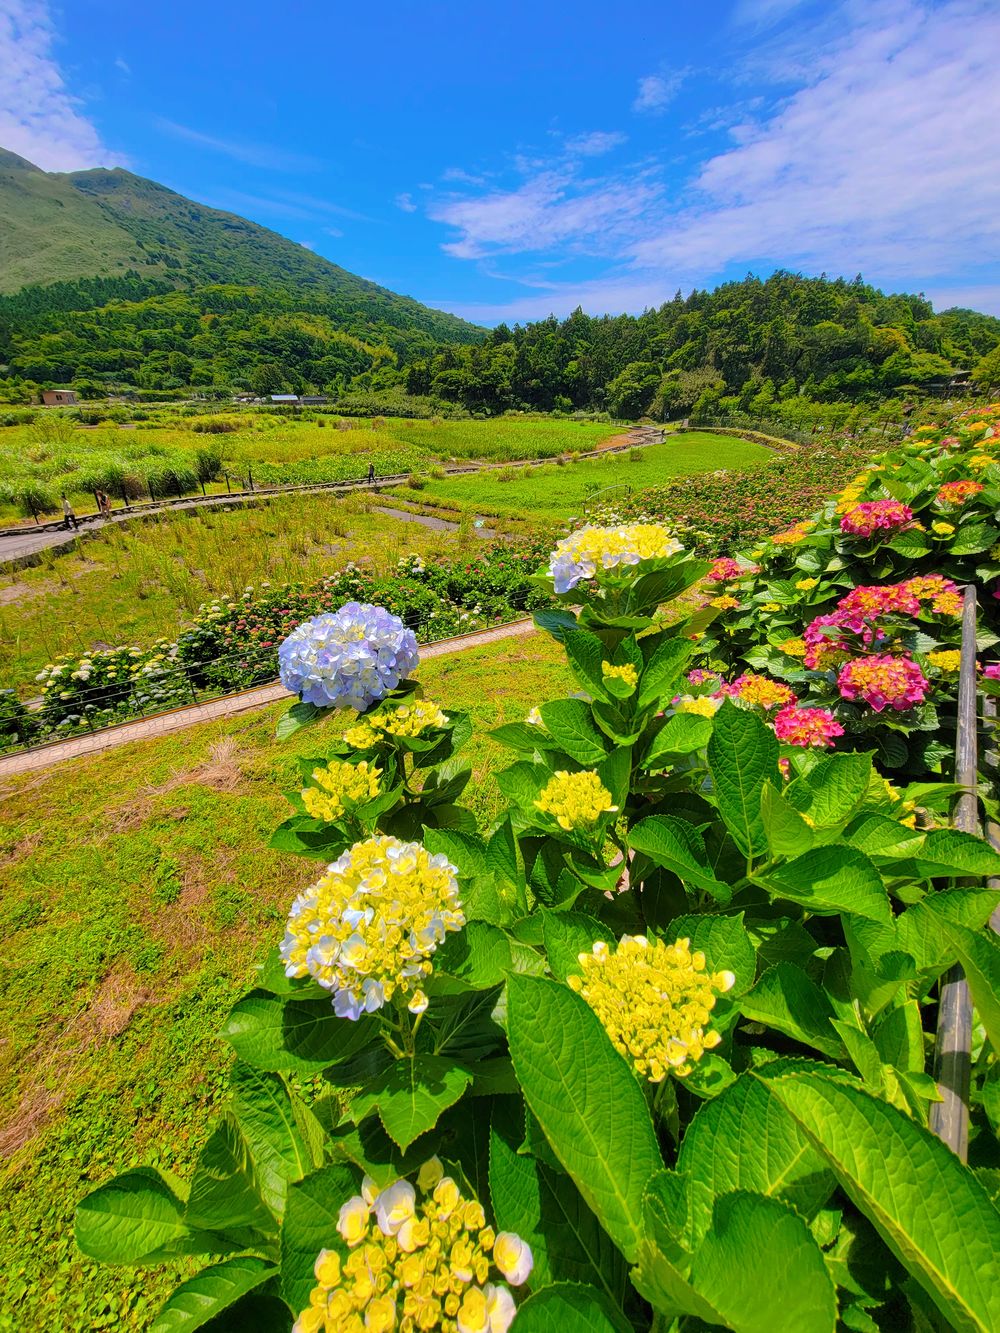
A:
[
  {"left": 399, "top": 431, "right": 773, "bottom": 520},
  {"left": 0, "top": 630, "right": 571, "bottom": 1330}
]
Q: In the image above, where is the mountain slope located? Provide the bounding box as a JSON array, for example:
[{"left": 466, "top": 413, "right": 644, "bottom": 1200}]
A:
[{"left": 0, "top": 148, "right": 480, "bottom": 344}]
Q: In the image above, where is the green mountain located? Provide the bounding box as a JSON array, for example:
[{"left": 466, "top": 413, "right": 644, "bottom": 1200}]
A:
[{"left": 0, "top": 147, "right": 480, "bottom": 345}]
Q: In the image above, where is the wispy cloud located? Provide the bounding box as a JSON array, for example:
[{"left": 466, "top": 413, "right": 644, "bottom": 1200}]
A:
[
  {"left": 114, "top": 56, "right": 130, "bottom": 76},
  {"left": 156, "top": 117, "right": 323, "bottom": 172},
  {"left": 395, "top": 191, "right": 417, "bottom": 213},
  {"left": 632, "top": 71, "right": 686, "bottom": 114},
  {"left": 565, "top": 130, "right": 627, "bottom": 157},
  {"left": 431, "top": 0, "right": 1000, "bottom": 321},
  {"left": 0, "top": 0, "right": 125, "bottom": 170}
]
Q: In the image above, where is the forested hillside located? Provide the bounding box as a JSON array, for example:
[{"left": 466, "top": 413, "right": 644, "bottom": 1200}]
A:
[{"left": 405, "top": 273, "right": 1000, "bottom": 415}]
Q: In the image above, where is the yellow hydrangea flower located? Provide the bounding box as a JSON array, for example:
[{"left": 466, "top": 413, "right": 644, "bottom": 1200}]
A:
[
  {"left": 676, "top": 695, "right": 721, "bottom": 717},
  {"left": 760, "top": 602, "right": 782, "bottom": 613},
  {"left": 932, "top": 521, "right": 955, "bottom": 536},
  {"left": 568, "top": 935, "right": 735, "bottom": 1081},
  {"left": 795, "top": 578, "right": 818, "bottom": 591},
  {"left": 294, "top": 1166, "right": 530, "bottom": 1333},
  {"left": 344, "top": 700, "right": 449, "bottom": 748},
  {"left": 710, "top": 594, "right": 740, "bottom": 610},
  {"left": 280, "top": 835, "right": 464, "bottom": 1019},
  {"left": 928, "top": 649, "right": 961, "bottom": 672},
  {"left": 535, "top": 770, "right": 617, "bottom": 831},
  {"left": 301, "top": 760, "right": 382, "bottom": 821},
  {"left": 601, "top": 660, "right": 638, "bottom": 689},
  {"left": 780, "top": 638, "right": 807, "bottom": 657}
]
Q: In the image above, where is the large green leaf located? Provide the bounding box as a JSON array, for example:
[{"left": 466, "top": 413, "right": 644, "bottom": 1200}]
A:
[
  {"left": 150, "top": 1257, "right": 276, "bottom": 1332},
  {"left": 762, "top": 1069, "right": 1000, "bottom": 1332},
  {"left": 511, "top": 1282, "right": 633, "bottom": 1331},
  {"left": 351, "top": 1055, "right": 473, "bottom": 1151},
  {"left": 563, "top": 627, "right": 611, "bottom": 697},
  {"left": 896, "top": 890, "right": 1000, "bottom": 974},
  {"left": 910, "top": 829, "right": 1000, "bottom": 879},
  {"left": 676, "top": 1074, "right": 836, "bottom": 1218},
  {"left": 707, "top": 702, "right": 779, "bottom": 858},
  {"left": 506, "top": 974, "right": 661, "bottom": 1263},
  {"left": 229, "top": 1065, "right": 316, "bottom": 1219},
  {"left": 222, "top": 990, "right": 373, "bottom": 1073},
  {"left": 280, "top": 1163, "right": 357, "bottom": 1314},
  {"left": 668, "top": 912, "right": 757, "bottom": 996},
  {"left": 760, "top": 846, "right": 891, "bottom": 924},
  {"left": 787, "top": 751, "right": 873, "bottom": 828},
  {"left": 433, "top": 920, "right": 513, "bottom": 989},
  {"left": 691, "top": 1191, "right": 838, "bottom": 1332},
  {"left": 489, "top": 1117, "right": 627, "bottom": 1306},
  {"left": 740, "top": 963, "right": 844, "bottom": 1058},
  {"left": 642, "top": 713, "right": 713, "bottom": 767},
  {"left": 541, "top": 910, "right": 607, "bottom": 983},
  {"left": 939, "top": 922, "right": 1000, "bottom": 1051},
  {"left": 75, "top": 1167, "right": 223, "bottom": 1264},
  {"left": 539, "top": 699, "right": 609, "bottom": 765},
  {"left": 637, "top": 638, "right": 694, "bottom": 710},
  {"left": 760, "top": 782, "right": 814, "bottom": 859},
  {"left": 184, "top": 1113, "right": 277, "bottom": 1236},
  {"left": 628, "top": 815, "right": 732, "bottom": 901}
]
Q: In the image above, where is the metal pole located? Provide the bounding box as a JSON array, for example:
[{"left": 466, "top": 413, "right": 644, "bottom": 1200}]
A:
[{"left": 929, "top": 584, "right": 979, "bottom": 1159}]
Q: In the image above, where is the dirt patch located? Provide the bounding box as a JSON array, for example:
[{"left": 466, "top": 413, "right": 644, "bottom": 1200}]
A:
[
  {"left": 110, "top": 738, "right": 246, "bottom": 832},
  {"left": 0, "top": 581, "right": 41, "bottom": 606}
]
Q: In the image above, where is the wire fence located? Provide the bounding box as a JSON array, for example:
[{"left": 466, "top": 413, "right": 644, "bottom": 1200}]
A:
[{"left": 1, "top": 588, "right": 547, "bottom": 757}]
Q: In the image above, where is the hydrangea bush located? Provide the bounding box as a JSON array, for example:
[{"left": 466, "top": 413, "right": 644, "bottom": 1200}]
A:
[{"left": 77, "top": 447, "right": 1000, "bottom": 1329}]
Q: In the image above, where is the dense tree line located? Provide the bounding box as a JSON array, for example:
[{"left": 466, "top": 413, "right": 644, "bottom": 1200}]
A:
[{"left": 404, "top": 273, "right": 1000, "bottom": 417}]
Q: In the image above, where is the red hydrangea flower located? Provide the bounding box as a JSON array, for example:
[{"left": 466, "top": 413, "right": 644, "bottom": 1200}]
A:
[
  {"left": 837, "top": 654, "right": 928, "bottom": 712},
  {"left": 936, "top": 480, "right": 984, "bottom": 507},
  {"left": 839, "top": 500, "right": 913, "bottom": 538},
  {"left": 773, "top": 705, "right": 844, "bottom": 748}
]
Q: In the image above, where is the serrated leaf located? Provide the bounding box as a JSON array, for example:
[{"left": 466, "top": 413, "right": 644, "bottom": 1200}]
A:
[
  {"left": 638, "top": 638, "right": 694, "bottom": 710},
  {"left": 912, "top": 829, "right": 1000, "bottom": 879},
  {"left": 761, "top": 845, "right": 891, "bottom": 924},
  {"left": 628, "top": 815, "right": 732, "bottom": 901},
  {"left": 761, "top": 781, "right": 815, "bottom": 858},
  {"left": 422, "top": 828, "right": 489, "bottom": 879},
  {"left": 229, "top": 1065, "right": 314, "bottom": 1219},
  {"left": 150, "top": 1257, "right": 276, "bottom": 1332},
  {"left": 897, "top": 890, "right": 1000, "bottom": 974},
  {"left": 222, "top": 990, "right": 373, "bottom": 1073},
  {"left": 506, "top": 974, "right": 662, "bottom": 1263},
  {"left": 938, "top": 922, "right": 1000, "bottom": 1051},
  {"left": 668, "top": 912, "right": 756, "bottom": 996},
  {"left": 511, "top": 1282, "right": 634, "bottom": 1332},
  {"left": 280, "top": 1164, "right": 356, "bottom": 1313},
  {"left": 433, "top": 921, "right": 513, "bottom": 989},
  {"left": 539, "top": 699, "right": 609, "bottom": 765},
  {"left": 787, "top": 751, "right": 873, "bottom": 828},
  {"left": 276, "top": 700, "right": 322, "bottom": 739},
  {"left": 676, "top": 1074, "right": 836, "bottom": 1218},
  {"left": 563, "top": 628, "right": 611, "bottom": 698},
  {"left": 642, "top": 713, "right": 713, "bottom": 767},
  {"left": 762, "top": 1069, "right": 1000, "bottom": 1332},
  {"left": 707, "top": 701, "right": 779, "bottom": 858},
  {"left": 541, "top": 910, "right": 607, "bottom": 983},
  {"left": 740, "top": 963, "right": 844, "bottom": 1058},
  {"left": 873, "top": 1001, "right": 924, "bottom": 1073},
  {"left": 351, "top": 1056, "right": 472, "bottom": 1151},
  {"left": 75, "top": 1167, "right": 222, "bottom": 1264},
  {"left": 184, "top": 1113, "right": 276, "bottom": 1236}
]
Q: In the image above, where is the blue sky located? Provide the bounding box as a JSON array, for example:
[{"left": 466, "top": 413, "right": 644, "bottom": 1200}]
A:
[{"left": 3, "top": 0, "right": 1000, "bottom": 323}]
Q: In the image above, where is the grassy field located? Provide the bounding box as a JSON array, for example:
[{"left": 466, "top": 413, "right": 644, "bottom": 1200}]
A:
[
  {"left": 0, "top": 631, "right": 572, "bottom": 1331},
  {"left": 0, "top": 413, "right": 619, "bottom": 521},
  {"left": 0, "top": 491, "right": 500, "bottom": 693},
  {"left": 396, "top": 431, "right": 773, "bottom": 520}
]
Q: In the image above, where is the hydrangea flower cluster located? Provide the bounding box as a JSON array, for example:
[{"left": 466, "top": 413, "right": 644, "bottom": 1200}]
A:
[
  {"left": 548, "top": 523, "right": 682, "bottom": 593},
  {"left": 568, "top": 935, "right": 736, "bottom": 1081},
  {"left": 302, "top": 760, "right": 382, "bottom": 822},
  {"left": 723, "top": 673, "right": 797, "bottom": 710},
  {"left": 601, "top": 660, "right": 638, "bottom": 689},
  {"left": 710, "top": 594, "right": 741, "bottom": 610},
  {"left": 773, "top": 705, "right": 844, "bottom": 748},
  {"left": 927, "top": 650, "right": 962, "bottom": 673},
  {"left": 937, "top": 479, "right": 984, "bottom": 506},
  {"left": 707, "top": 557, "right": 757, "bottom": 582},
  {"left": 293, "top": 1160, "right": 532, "bottom": 1333},
  {"left": 280, "top": 835, "right": 463, "bottom": 1019},
  {"left": 801, "top": 578, "right": 961, "bottom": 669},
  {"left": 344, "top": 700, "right": 449, "bottom": 749},
  {"left": 772, "top": 520, "right": 814, "bottom": 545},
  {"left": 839, "top": 499, "right": 913, "bottom": 538},
  {"left": 278, "top": 604, "right": 420, "bottom": 711},
  {"left": 837, "top": 654, "right": 929, "bottom": 712},
  {"left": 676, "top": 695, "right": 722, "bottom": 717},
  {"left": 535, "top": 770, "right": 617, "bottom": 831}
]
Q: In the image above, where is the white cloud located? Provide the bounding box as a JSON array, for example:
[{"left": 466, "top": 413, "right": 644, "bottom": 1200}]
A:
[
  {"left": 299, "top": 240, "right": 316, "bottom": 250},
  {"left": 632, "top": 71, "right": 685, "bottom": 113},
  {"left": 114, "top": 56, "right": 130, "bottom": 76},
  {"left": 565, "top": 130, "right": 627, "bottom": 157},
  {"left": 155, "top": 117, "right": 323, "bottom": 172},
  {"left": 0, "top": 0, "right": 124, "bottom": 170},
  {"left": 395, "top": 191, "right": 417, "bottom": 213},
  {"left": 430, "top": 0, "right": 1000, "bottom": 321}
]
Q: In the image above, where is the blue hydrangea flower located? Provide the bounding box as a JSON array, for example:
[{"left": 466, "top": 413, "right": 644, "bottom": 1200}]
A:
[{"left": 278, "top": 603, "right": 419, "bottom": 711}]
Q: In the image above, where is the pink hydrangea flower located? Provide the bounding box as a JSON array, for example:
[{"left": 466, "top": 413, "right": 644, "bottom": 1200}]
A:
[
  {"left": 837, "top": 654, "right": 929, "bottom": 712},
  {"left": 839, "top": 500, "right": 913, "bottom": 538},
  {"left": 707, "top": 557, "right": 756, "bottom": 583},
  {"left": 937, "top": 480, "right": 984, "bottom": 507},
  {"left": 687, "top": 668, "right": 720, "bottom": 686},
  {"left": 773, "top": 705, "right": 845, "bottom": 748},
  {"left": 984, "top": 664, "right": 1000, "bottom": 680}
]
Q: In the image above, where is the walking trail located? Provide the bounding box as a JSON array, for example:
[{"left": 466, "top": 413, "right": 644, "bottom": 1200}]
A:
[{"left": 0, "top": 618, "right": 535, "bottom": 779}]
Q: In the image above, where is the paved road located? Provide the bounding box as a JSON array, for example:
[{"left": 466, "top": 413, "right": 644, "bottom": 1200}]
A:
[
  {"left": 0, "top": 617, "right": 536, "bottom": 779},
  {"left": 0, "top": 426, "right": 663, "bottom": 567}
]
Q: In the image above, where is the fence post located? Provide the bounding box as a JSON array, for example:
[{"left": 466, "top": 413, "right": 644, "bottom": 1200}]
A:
[{"left": 929, "top": 584, "right": 979, "bottom": 1159}]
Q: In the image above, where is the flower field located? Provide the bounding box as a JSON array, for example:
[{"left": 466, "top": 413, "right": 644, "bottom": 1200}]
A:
[{"left": 70, "top": 411, "right": 1000, "bottom": 1331}]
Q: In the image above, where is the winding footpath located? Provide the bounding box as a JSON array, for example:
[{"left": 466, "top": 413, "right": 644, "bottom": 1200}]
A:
[{"left": 0, "top": 618, "right": 536, "bottom": 779}]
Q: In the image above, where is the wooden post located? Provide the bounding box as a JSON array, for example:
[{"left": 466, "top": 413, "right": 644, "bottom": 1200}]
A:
[{"left": 929, "top": 584, "right": 979, "bottom": 1159}]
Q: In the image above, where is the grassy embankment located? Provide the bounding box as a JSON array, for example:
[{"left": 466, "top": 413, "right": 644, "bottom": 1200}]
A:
[
  {"left": 397, "top": 431, "right": 774, "bottom": 520},
  {"left": 0, "top": 415, "right": 620, "bottom": 521},
  {"left": 0, "top": 631, "right": 572, "bottom": 1330}
]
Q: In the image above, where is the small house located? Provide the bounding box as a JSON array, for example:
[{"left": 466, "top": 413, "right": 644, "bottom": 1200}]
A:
[
  {"left": 41, "top": 389, "right": 78, "bottom": 406},
  {"left": 270, "top": 394, "right": 300, "bottom": 404}
]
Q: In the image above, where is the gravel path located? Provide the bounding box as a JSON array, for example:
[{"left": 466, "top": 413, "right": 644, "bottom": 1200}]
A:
[{"left": 0, "top": 618, "right": 536, "bottom": 778}]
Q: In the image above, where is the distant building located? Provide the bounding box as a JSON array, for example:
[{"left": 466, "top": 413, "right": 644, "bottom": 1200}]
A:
[
  {"left": 270, "top": 393, "right": 300, "bottom": 404},
  {"left": 41, "top": 389, "right": 78, "bottom": 406},
  {"left": 300, "top": 395, "right": 329, "bottom": 405}
]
